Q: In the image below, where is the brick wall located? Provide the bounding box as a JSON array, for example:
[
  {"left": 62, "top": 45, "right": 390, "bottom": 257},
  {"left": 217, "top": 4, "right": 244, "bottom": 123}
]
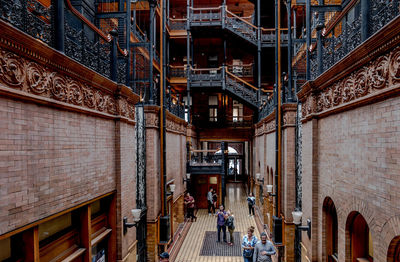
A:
[
  {"left": 0, "top": 98, "right": 118, "bottom": 234},
  {"left": 298, "top": 35, "right": 400, "bottom": 260}
]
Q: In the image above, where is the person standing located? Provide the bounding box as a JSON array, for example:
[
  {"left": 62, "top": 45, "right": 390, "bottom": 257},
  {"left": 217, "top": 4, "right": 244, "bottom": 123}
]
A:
[
  {"left": 253, "top": 232, "right": 276, "bottom": 262},
  {"left": 225, "top": 210, "right": 235, "bottom": 246},
  {"left": 247, "top": 192, "right": 256, "bottom": 217},
  {"left": 242, "top": 226, "right": 258, "bottom": 262},
  {"left": 216, "top": 205, "right": 227, "bottom": 243},
  {"left": 184, "top": 192, "right": 197, "bottom": 221},
  {"left": 212, "top": 189, "right": 218, "bottom": 214},
  {"left": 158, "top": 252, "right": 169, "bottom": 262},
  {"left": 207, "top": 187, "right": 214, "bottom": 216}
]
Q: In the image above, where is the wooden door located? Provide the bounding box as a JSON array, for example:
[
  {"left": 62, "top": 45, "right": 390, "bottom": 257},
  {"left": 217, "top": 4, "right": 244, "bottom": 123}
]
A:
[{"left": 192, "top": 174, "right": 219, "bottom": 209}]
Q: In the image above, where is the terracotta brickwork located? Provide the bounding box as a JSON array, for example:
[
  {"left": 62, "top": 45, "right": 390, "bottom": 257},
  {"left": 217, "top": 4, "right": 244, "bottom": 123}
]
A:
[
  {"left": 146, "top": 220, "right": 159, "bottom": 262},
  {"left": 144, "top": 106, "right": 187, "bottom": 261},
  {"left": 298, "top": 18, "right": 400, "bottom": 262},
  {"left": 0, "top": 20, "right": 139, "bottom": 260}
]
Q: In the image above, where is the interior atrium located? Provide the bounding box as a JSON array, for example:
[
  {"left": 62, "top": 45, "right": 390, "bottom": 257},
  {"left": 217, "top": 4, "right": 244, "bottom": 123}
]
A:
[{"left": 0, "top": 0, "right": 400, "bottom": 261}]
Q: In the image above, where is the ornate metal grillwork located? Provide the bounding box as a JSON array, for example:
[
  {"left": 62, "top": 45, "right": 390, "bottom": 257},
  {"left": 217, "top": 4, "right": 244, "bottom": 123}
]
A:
[
  {"left": 0, "top": 0, "right": 53, "bottom": 45},
  {"left": 117, "top": 56, "right": 128, "bottom": 85},
  {"left": 300, "top": 1, "right": 399, "bottom": 82},
  {"left": 258, "top": 94, "right": 275, "bottom": 121},
  {"left": 135, "top": 105, "right": 147, "bottom": 262},
  {"left": 295, "top": 103, "right": 302, "bottom": 210},
  {"left": 369, "top": 0, "right": 399, "bottom": 35},
  {"left": 225, "top": 77, "right": 258, "bottom": 107},
  {"left": 64, "top": 9, "right": 112, "bottom": 78}
]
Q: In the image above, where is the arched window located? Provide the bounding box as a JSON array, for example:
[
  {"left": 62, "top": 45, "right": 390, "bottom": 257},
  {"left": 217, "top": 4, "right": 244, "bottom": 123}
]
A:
[
  {"left": 323, "top": 197, "right": 338, "bottom": 261},
  {"left": 387, "top": 236, "right": 400, "bottom": 262},
  {"left": 346, "top": 212, "right": 373, "bottom": 262}
]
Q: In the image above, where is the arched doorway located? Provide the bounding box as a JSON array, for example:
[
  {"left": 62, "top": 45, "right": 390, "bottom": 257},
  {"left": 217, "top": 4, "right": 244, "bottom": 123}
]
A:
[
  {"left": 323, "top": 197, "right": 338, "bottom": 261},
  {"left": 387, "top": 236, "right": 400, "bottom": 262},
  {"left": 346, "top": 211, "right": 373, "bottom": 262}
]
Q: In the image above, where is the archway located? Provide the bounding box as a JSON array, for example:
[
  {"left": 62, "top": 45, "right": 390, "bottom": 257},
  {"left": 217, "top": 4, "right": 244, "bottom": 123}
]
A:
[
  {"left": 345, "top": 211, "right": 373, "bottom": 262},
  {"left": 323, "top": 197, "right": 338, "bottom": 261},
  {"left": 387, "top": 236, "right": 400, "bottom": 262}
]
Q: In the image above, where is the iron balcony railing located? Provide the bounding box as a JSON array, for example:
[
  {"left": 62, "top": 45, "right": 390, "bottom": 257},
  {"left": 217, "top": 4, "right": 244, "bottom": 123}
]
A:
[
  {"left": 227, "top": 63, "right": 254, "bottom": 77},
  {"left": 300, "top": 0, "right": 400, "bottom": 82},
  {"left": 168, "top": 17, "right": 187, "bottom": 30},
  {"left": 188, "top": 150, "right": 223, "bottom": 166},
  {"left": 0, "top": 0, "right": 129, "bottom": 83},
  {"left": 169, "top": 65, "right": 187, "bottom": 78},
  {"left": 188, "top": 6, "right": 288, "bottom": 46}
]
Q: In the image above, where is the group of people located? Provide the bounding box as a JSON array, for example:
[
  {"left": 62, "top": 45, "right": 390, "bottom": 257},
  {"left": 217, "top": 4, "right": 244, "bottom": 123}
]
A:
[{"left": 183, "top": 189, "right": 276, "bottom": 262}]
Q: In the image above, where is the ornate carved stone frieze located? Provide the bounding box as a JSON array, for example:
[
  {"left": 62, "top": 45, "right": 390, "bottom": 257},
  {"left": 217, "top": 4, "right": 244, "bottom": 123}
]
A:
[
  {"left": 265, "top": 121, "right": 275, "bottom": 133},
  {"left": 283, "top": 111, "right": 296, "bottom": 126},
  {"left": 0, "top": 48, "right": 136, "bottom": 121},
  {"left": 307, "top": 46, "right": 400, "bottom": 116}
]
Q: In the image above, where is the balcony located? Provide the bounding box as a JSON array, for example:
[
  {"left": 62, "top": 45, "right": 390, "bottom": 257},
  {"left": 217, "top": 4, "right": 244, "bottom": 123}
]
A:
[
  {"left": 0, "top": 0, "right": 129, "bottom": 84},
  {"left": 187, "top": 150, "right": 224, "bottom": 175},
  {"left": 294, "top": 0, "right": 400, "bottom": 83}
]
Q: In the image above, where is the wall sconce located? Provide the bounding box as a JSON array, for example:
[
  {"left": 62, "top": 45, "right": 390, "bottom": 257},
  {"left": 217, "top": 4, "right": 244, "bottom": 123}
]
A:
[
  {"left": 169, "top": 184, "right": 176, "bottom": 194},
  {"left": 123, "top": 209, "right": 142, "bottom": 234},
  {"left": 255, "top": 173, "right": 264, "bottom": 184},
  {"left": 266, "top": 184, "right": 276, "bottom": 196},
  {"left": 292, "top": 210, "right": 311, "bottom": 239},
  {"left": 183, "top": 173, "right": 191, "bottom": 184}
]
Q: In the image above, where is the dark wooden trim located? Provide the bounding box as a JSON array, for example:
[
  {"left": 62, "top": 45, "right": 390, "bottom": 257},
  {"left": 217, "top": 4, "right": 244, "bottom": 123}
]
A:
[{"left": 0, "top": 191, "right": 115, "bottom": 240}]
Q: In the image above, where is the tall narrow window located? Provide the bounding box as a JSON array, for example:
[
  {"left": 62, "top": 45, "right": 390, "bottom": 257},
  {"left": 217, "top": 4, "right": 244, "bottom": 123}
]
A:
[
  {"left": 324, "top": 197, "right": 338, "bottom": 261},
  {"left": 233, "top": 100, "right": 243, "bottom": 122},
  {"left": 209, "top": 96, "right": 218, "bottom": 122}
]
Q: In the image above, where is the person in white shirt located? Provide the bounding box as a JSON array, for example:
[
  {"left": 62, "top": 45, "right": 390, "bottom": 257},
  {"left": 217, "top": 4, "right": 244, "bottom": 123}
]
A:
[{"left": 207, "top": 187, "right": 214, "bottom": 216}]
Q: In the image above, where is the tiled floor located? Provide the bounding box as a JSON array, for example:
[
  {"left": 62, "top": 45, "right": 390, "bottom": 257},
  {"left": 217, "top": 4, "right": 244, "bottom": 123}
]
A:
[{"left": 174, "top": 183, "right": 261, "bottom": 262}]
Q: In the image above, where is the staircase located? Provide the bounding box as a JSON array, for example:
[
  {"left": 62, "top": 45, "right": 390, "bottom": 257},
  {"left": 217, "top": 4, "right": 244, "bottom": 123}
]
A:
[
  {"left": 189, "top": 67, "right": 259, "bottom": 108},
  {"left": 224, "top": 8, "right": 258, "bottom": 45},
  {"left": 189, "top": 6, "right": 287, "bottom": 47},
  {"left": 225, "top": 70, "right": 258, "bottom": 108}
]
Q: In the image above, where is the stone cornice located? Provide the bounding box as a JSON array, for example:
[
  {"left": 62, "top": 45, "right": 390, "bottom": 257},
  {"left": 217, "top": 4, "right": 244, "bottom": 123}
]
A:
[
  {"left": 0, "top": 20, "right": 139, "bottom": 123},
  {"left": 144, "top": 105, "right": 187, "bottom": 135},
  {"left": 299, "top": 16, "right": 400, "bottom": 122}
]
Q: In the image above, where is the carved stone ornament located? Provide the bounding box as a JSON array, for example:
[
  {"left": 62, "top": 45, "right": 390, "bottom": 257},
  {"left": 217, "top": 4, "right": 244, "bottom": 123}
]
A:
[
  {"left": 0, "top": 48, "right": 135, "bottom": 120},
  {"left": 304, "top": 45, "right": 400, "bottom": 116}
]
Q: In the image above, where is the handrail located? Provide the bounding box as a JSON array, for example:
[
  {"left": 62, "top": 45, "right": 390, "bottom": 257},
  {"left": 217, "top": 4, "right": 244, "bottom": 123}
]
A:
[
  {"left": 190, "top": 6, "right": 222, "bottom": 11},
  {"left": 65, "top": 0, "right": 111, "bottom": 42},
  {"left": 66, "top": 0, "right": 128, "bottom": 55},
  {"left": 192, "top": 149, "right": 219, "bottom": 153},
  {"left": 191, "top": 66, "right": 222, "bottom": 71},
  {"left": 169, "top": 18, "right": 186, "bottom": 21},
  {"left": 227, "top": 63, "right": 253, "bottom": 67},
  {"left": 225, "top": 8, "right": 257, "bottom": 29},
  {"left": 322, "top": 0, "right": 359, "bottom": 37},
  {"left": 169, "top": 65, "right": 186, "bottom": 68},
  {"left": 225, "top": 68, "right": 258, "bottom": 91},
  {"left": 136, "top": 23, "right": 147, "bottom": 38}
]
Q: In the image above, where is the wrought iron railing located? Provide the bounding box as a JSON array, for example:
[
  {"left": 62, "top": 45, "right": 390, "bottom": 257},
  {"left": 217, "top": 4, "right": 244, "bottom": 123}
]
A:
[
  {"left": 188, "top": 6, "right": 288, "bottom": 45},
  {"left": 165, "top": 93, "right": 185, "bottom": 119},
  {"left": 258, "top": 94, "right": 275, "bottom": 121},
  {"left": 227, "top": 63, "right": 254, "bottom": 77},
  {"left": 301, "top": 0, "right": 399, "bottom": 82},
  {"left": 169, "top": 65, "right": 187, "bottom": 77},
  {"left": 225, "top": 8, "right": 257, "bottom": 43},
  {"left": 190, "top": 6, "right": 222, "bottom": 24},
  {"left": 0, "top": 0, "right": 53, "bottom": 45},
  {"left": 189, "top": 150, "right": 223, "bottom": 166},
  {"left": 190, "top": 67, "right": 223, "bottom": 82},
  {"left": 0, "top": 0, "right": 128, "bottom": 83},
  {"left": 169, "top": 18, "right": 187, "bottom": 30}
]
